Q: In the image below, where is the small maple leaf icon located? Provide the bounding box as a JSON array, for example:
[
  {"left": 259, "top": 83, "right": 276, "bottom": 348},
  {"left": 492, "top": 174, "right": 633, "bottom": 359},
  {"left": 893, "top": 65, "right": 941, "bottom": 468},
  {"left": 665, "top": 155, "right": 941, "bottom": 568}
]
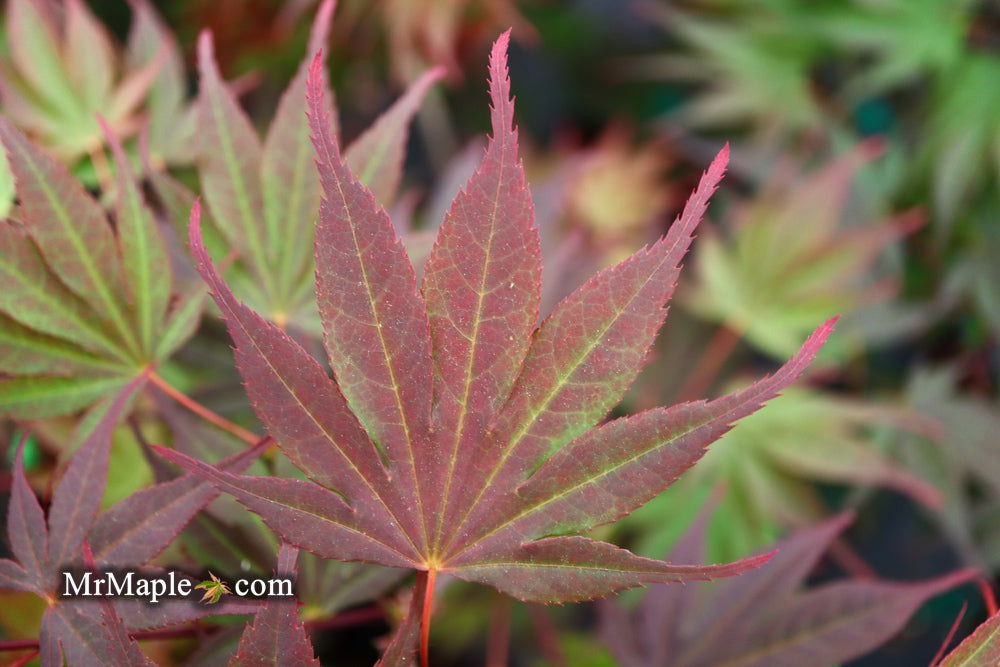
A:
[{"left": 194, "top": 572, "right": 232, "bottom": 604}]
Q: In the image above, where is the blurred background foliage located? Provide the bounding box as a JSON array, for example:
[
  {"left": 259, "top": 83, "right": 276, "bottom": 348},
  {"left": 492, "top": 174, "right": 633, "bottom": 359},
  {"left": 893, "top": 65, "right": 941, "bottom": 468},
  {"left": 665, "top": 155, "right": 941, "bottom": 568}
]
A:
[{"left": 0, "top": 0, "right": 997, "bottom": 665}]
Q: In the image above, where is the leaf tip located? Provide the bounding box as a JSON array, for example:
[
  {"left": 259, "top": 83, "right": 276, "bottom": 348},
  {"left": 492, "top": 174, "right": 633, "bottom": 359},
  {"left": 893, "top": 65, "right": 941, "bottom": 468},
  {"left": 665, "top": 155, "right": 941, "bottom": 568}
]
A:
[
  {"left": 488, "top": 29, "right": 514, "bottom": 103},
  {"left": 306, "top": 50, "right": 326, "bottom": 108}
]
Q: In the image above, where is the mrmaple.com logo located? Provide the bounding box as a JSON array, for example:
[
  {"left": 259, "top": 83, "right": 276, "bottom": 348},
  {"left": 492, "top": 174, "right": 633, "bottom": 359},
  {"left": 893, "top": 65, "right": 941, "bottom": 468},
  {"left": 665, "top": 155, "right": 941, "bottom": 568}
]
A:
[{"left": 59, "top": 569, "right": 293, "bottom": 604}]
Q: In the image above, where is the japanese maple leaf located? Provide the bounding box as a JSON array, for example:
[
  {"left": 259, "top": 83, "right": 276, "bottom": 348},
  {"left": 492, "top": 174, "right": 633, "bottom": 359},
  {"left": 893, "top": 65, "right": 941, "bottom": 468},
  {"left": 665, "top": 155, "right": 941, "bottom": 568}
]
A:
[
  {"left": 600, "top": 512, "right": 979, "bottom": 666},
  {"left": 228, "top": 543, "right": 320, "bottom": 667},
  {"left": 183, "top": 0, "right": 443, "bottom": 334},
  {"left": 0, "top": 377, "right": 264, "bottom": 666},
  {"left": 0, "top": 116, "right": 201, "bottom": 419},
  {"left": 158, "top": 32, "right": 836, "bottom": 665},
  {"left": 0, "top": 0, "right": 176, "bottom": 165}
]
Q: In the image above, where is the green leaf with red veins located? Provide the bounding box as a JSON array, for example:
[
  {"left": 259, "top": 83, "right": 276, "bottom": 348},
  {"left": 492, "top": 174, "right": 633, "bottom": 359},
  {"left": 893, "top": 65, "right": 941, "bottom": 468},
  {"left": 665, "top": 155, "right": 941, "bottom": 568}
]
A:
[
  {"left": 230, "top": 543, "right": 320, "bottom": 667},
  {"left": 0, "top": 224, "right": 122, "bottom": 362},
  {"left": 163, "top": 33, "right": 837, "bottom": 665},
  {"left": 421, "top": 33, "right": 541, "bottom": 550},
  {"left": 5, "top": 0, "right": 75, "bottom": 114},
  {"left": 196, "top": 30, "right": 270, "bottom": 292},
  {"left": 262, "top": 0, "right": 334, "bottom": 299},
  {"left": 345, "top": 66, "right": 446, "bottom": 205},
  {"left": 100, "top": 117, "right": 172, "bottom": 353},
  {"left": 65, "top": 0, "right": 115, "bottom": 111},
  {"left": 0, "top": 119, "right": 136, "bottom": 354},
  {"left": 0, "top": 311, "right": 114, "bottom": 376}
]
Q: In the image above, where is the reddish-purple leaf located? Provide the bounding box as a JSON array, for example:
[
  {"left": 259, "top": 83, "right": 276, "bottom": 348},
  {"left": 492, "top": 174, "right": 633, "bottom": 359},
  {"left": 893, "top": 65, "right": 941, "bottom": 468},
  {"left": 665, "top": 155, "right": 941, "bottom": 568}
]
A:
[
  {"left": 229, "top": 543, "right": 319, "bottom": 666},
  {"left": 7, "top": 435, "right": 48, "bottom": 586},
  {"left": 307, "top": 53, "right": 434, "bottom": 551},
  {"left": 449, "top": 318, "right": 836, "bottom": 558},
  {"left": 113, "top": 569, "right": 261, "bottom": 632},
  {"left": 98, "top": 600, "right": 155, "bottom": 667},
  {"left": 421, "top": 31, "right": 541, "bottom": 547},
  {"left": 89, "top": 436, "right": 271, "bottom": 567},
  {"left": 78, "top": 542, "right": 156, "bottom": 667},
  {"left": 375, "top": 572, "right": 427, "bottom": 667},
  {"left": 47, "top": 375, "right": 147, "bottom": 570},
  {"left": 168, "top": 41, "right": 834, "bottom": 662},
  {"left": 600, "top": 515, "right": 979, "bottom": 667},
  {"left": 40, "top": 603, "right": 109, "bottom": 667},
  {"left": 154, "top": 445, "right": 419, "bottom": 568},
  {"left": 188, "top": 200, "right": 422, "bottom": 556},
  {"left": 0, "top": 558, "right": 34, "bottom": 594},
  {"left": 450, "top": 536, "right": 773, "bottom": 603},
  {"left": 439, "top": 145, "right": 729, "bottom": 545}
]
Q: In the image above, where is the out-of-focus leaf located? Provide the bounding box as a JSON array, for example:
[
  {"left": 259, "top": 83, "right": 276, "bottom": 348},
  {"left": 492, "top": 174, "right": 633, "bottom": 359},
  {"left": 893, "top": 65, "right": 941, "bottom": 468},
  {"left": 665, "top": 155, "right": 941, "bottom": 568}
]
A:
[
  {"left": 342, "top": 0, "right": 532, "bottom": 83},
  {"left": 0, "top": 120, "right": 196, "bottom": 418},
  {"left": 688, "top": 141, "right": 922, "bottom": 360},
  {"left": 0, "top": 378, "right": 259, "bottom": 665},
  {"left": 817, "top": 0, "right": 968, "bottom": 93},
  {"left": 895, "top": 366, "right": 1000, "bottom": 568},
  {"left": 0, "top": 0, "right": 173, "bottom": 165},
  {"left": 600, "top": 515, "right": 979, "bottom": 666},
  {"left": 126, "top": 0, "right": 197, "bottom": 167},
  {"left": 345, "top": 66, "right": 445, "bottom": 205},
  {"left": 920, "top": 55, "right": 1000, "bottom": 224},
  {"left": 633, "top": 6, "right": 823, "bottom": 131},
  {"left": 624, "top": 385, "right": 941, "bottom": 563},
  {"left": 196, "top": 0, "right": 440, "bottom": 332}
]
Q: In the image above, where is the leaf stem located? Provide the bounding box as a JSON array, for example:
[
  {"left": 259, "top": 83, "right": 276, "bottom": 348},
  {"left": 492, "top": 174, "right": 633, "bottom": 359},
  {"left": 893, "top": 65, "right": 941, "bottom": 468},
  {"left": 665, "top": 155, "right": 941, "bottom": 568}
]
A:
[
  {"left": 419, "top": 569, "right": 437, "bottom": 667},
  {"left": 675, "top": 322, "right": 741, "bottom": 402},
  {"left": 9, "top": 649, "right": 38, "bottom": 667},
  {"left": 527, "top": 604, "right": 566, "bottom": 667},
  {"left": 978, "top": 578, "right": 998, "bottom": 616},
  {"left": 148, "top": 371, "right": 260, "bottom": 445},
  {"left": 485, "top": 595, "right": 512, "bottom": 667}
]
